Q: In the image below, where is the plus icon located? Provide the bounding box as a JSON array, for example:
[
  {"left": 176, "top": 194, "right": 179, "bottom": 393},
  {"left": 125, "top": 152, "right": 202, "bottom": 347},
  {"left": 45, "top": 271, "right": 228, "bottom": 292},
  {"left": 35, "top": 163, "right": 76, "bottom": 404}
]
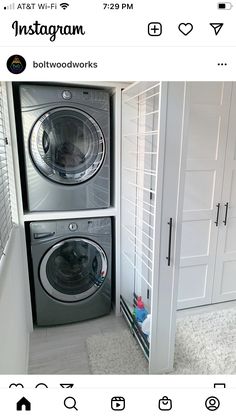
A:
[{"left": 148, "top": 22, "right": 162, "bottom": 36}]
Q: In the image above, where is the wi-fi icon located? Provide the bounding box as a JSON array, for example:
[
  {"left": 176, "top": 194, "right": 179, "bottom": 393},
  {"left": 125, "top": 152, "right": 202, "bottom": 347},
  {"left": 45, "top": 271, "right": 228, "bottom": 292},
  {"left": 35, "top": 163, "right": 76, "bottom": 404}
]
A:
[{"left": 60, "top": 2, "right": 69, "bottom": 9}]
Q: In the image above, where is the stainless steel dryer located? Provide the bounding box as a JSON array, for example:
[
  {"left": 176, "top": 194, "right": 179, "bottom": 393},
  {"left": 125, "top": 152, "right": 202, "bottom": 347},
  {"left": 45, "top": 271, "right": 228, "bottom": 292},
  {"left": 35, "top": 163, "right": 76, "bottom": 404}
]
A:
[
  {"left": 19, "top": 84, "right": 110, "bottom": 211},
  {"left": 30, "top": 217, "right": 112, "bottom": 326}
]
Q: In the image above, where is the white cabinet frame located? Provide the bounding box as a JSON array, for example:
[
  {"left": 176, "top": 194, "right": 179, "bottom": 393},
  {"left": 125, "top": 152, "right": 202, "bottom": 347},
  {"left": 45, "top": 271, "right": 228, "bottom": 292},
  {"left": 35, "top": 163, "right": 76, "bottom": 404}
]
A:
[{"left": 6, "top": 80, "right": 190, "bottom": 374}]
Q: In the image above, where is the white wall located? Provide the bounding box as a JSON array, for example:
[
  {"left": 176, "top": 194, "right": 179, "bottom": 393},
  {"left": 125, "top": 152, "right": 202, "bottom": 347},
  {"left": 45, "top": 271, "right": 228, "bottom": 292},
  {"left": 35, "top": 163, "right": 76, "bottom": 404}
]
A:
[
  {"left": 0, "top": 227, "right": 30, "bottom": 374},
  {"left": 0, "top": 82, "right": 33, "bottom": 374}
]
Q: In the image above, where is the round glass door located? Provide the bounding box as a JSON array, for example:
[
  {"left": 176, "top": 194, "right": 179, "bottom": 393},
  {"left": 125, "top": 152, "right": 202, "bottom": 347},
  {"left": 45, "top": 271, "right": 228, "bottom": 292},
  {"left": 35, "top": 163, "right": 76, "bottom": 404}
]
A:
[
  {"left": 39, "top": 238, "right": 108, "bottom": 302},
  {"left": 30, "top": 107, "right": 105, "bottom": 185}
]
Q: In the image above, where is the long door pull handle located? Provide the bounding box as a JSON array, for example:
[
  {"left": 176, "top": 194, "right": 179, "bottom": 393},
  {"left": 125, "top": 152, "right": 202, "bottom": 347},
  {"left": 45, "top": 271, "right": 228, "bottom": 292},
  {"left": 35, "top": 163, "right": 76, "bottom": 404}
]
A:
[
  {"left": 223, "top": 202, "right": 229, "bottom": 226},
  {"left": 166, "top": 218, "right": 173, "bottom": 266},
  {"left": 214, "top": 203, "right": 220, "bottom": 227}
]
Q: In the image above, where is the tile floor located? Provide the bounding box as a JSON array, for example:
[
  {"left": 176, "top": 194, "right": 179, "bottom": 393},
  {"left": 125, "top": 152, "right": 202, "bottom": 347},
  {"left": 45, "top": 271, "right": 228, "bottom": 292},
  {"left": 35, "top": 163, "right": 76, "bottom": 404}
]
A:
[{"left": 28, "top": 312, "right": 128, "bottom": 374}]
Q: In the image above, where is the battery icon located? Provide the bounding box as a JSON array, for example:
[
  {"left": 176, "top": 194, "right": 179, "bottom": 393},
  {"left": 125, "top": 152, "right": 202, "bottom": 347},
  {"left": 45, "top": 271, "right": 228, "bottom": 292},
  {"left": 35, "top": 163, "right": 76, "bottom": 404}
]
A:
[{"left": 218, "top": 2, "right": 233, "bottom": 9}]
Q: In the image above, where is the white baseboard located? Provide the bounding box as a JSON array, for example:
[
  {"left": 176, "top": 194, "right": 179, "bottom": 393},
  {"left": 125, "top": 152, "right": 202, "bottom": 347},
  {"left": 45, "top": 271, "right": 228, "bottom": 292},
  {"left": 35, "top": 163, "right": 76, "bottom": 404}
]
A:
[{"left": 177, "top": 300, "right": 236, "bottom": 318}]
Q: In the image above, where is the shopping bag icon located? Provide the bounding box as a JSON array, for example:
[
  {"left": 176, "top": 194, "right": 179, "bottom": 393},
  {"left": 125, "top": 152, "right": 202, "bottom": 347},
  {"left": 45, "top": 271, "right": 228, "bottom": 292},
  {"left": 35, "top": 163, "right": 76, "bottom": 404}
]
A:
[{"left": 158, "top": 396, "right": 172, "bottom": 411}]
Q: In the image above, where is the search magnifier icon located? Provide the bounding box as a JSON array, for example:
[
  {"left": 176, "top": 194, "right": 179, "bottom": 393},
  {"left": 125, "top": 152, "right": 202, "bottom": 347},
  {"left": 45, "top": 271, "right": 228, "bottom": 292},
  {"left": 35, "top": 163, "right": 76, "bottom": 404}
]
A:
[{"left": 64, "top": 397, "right": 78, "bottom": 411}]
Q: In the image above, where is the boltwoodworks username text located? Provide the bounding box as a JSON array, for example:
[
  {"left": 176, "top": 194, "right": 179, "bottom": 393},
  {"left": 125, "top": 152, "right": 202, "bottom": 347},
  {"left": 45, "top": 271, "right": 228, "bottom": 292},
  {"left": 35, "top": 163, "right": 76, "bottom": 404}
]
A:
[{"left": 33, "top": 60, "right": 98, "bottom": 68}]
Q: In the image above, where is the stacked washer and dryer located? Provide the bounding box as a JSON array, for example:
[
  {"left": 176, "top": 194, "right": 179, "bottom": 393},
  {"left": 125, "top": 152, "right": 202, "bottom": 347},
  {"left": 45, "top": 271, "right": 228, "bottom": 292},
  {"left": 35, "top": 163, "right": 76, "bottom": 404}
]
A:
[{"left": 17, "top": 84, "right": 112, "bottom": 326}]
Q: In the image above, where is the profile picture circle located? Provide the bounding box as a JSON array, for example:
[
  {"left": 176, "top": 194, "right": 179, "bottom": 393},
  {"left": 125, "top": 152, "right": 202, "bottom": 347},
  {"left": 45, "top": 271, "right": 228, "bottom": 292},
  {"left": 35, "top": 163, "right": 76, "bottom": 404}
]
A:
[{"left": 7, "top": 54, "right": 26, "bottom": 74}]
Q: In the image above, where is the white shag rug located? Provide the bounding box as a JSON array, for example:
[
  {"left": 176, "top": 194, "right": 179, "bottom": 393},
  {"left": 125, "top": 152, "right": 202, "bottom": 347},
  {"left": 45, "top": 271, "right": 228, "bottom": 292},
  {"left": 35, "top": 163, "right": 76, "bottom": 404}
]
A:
[
  {"left": 174, "top": 308, "right": 236, "bottom": 374},
  {"left": 86, "top": 329, "right": 148, "bottom": 374},
  {"left": 86, "top": 308, "right": 236, "bottom": 374}
]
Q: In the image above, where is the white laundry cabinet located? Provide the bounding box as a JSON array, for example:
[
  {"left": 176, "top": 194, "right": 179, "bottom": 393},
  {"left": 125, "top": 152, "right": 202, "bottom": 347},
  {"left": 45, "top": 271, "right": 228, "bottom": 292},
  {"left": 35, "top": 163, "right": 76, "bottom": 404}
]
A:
[
  {"left": 120, "top": 82, "right": 188, "bottom": 373},
  {"left": 178, "top": 82, "right": 236, "bottom": 309},
  {"left": 7, "top": 80, "right": 188, "bottom": 374}
]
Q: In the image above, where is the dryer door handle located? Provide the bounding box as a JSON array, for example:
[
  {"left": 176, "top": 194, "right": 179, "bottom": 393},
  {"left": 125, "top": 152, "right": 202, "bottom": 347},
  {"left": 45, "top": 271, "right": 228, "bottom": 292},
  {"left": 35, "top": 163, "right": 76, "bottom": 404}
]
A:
[{"left": 34, "top": 232, "right": 55, "bottom": 239}]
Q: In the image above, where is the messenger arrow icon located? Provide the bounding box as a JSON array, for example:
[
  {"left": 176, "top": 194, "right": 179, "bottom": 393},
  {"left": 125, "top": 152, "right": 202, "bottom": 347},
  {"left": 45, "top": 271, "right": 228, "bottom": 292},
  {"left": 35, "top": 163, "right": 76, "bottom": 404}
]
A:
[{"left": 210, "top": 23, "right": 224, "bottom": 35}]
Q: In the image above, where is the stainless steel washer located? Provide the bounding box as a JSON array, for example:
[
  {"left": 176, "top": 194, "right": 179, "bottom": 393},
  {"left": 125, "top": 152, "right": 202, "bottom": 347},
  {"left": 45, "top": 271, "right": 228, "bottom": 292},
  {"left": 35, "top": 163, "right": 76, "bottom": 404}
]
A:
[{"left": 30, "top": 217, "right": 112, "bottom": 326}]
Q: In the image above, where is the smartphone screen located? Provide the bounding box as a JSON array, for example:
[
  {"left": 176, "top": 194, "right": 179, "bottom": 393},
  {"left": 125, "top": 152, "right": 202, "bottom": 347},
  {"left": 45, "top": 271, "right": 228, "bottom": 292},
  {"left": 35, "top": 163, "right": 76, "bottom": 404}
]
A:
[{"left": 0, "top": 1, "right": 234, "bottom": 417}]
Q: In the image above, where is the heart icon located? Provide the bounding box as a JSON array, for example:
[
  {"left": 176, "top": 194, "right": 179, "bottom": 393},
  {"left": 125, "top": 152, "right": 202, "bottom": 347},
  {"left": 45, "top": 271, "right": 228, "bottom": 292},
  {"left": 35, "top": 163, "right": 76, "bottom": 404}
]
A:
[{"left": 178, "top": 23, "right": 193, "bottom": 36}]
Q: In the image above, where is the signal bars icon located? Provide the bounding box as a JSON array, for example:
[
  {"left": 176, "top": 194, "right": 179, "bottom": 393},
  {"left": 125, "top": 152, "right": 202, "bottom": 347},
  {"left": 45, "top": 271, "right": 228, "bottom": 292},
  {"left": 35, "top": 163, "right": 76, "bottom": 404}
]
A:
[
  {"left": 60, "top": 2, "right": 69, "bottom": 9},
  {"left": 4, "top": 3, "right": 15, "bottom": 9}
]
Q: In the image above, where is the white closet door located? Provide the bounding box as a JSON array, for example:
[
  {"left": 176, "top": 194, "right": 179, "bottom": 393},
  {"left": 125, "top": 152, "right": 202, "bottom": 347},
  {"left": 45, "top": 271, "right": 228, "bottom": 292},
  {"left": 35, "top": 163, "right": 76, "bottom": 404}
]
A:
[
  {"left": 178, "top": 82, "right": 232, "bottom": 309},
  {"left": 213, "top": 83, "right": 236, "bottom": 303}
]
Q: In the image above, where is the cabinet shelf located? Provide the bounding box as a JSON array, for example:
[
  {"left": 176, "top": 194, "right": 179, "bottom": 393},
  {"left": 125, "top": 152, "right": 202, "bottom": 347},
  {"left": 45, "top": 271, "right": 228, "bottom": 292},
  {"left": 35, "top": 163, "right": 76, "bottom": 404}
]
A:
[{"left": 23, "top": 207, "right": 117, "bottom": 222}]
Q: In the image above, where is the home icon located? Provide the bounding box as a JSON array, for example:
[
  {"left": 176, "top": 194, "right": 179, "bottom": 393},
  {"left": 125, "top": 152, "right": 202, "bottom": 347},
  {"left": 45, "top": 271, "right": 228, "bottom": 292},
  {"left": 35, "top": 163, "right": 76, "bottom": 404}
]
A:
[{"left": 16, "top": 397, "right": 31, "bottom": 411}]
